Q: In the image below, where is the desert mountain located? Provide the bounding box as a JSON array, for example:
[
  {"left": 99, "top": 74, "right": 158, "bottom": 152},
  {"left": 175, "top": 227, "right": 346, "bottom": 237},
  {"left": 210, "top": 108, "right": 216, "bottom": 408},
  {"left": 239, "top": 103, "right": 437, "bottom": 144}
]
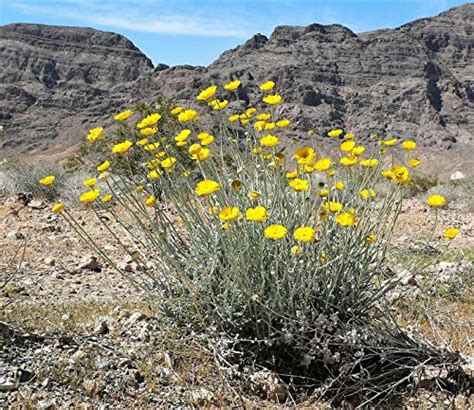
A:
[{"left": 0, "top": 4, "right": 472, "bottom": 171}]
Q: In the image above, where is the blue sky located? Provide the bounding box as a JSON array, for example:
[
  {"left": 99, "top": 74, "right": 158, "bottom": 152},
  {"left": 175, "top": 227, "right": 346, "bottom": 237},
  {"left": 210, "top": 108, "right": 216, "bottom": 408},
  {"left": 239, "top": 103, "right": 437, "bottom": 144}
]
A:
[{"left": 0, "top": 0, "right": 469, "bottom": 66}]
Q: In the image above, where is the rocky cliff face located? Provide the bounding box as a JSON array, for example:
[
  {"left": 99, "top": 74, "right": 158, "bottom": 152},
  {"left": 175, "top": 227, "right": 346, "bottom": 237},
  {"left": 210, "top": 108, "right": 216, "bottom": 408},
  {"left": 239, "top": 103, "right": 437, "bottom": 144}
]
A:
[
  {"left": 0, "top": 5, "right": 472, "bottom": 166},
  {"left": 0, "top": 23, "right": 153, "bottom": 155}
]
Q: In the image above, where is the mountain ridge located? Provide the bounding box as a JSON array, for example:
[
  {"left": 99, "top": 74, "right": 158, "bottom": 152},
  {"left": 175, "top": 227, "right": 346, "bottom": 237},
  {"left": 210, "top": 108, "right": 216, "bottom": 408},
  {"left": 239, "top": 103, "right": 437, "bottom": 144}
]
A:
[{"left": 0, "top": 4, "right": 473, "bottom": 176}]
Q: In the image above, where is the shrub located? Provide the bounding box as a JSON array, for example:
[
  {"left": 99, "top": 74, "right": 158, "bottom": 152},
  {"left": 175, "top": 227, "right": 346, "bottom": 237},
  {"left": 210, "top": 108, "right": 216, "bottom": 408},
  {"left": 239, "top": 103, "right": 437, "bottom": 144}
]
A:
[{"left": 43, "top": 81, "right": 463, "bottom": 405}]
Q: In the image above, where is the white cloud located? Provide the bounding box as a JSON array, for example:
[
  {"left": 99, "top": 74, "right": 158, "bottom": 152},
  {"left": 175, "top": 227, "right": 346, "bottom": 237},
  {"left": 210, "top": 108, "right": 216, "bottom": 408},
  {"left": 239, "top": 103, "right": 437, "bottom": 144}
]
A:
[{"left": 6, "top": 1, "right": 252, "bottom": 37}]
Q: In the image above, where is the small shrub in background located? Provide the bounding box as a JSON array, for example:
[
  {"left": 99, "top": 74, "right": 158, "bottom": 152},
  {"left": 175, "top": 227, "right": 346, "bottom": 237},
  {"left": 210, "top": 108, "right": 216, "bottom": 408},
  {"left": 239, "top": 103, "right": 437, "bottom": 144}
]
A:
[{"left": 40, "top": 80, "right": 465, "bottom": 405}]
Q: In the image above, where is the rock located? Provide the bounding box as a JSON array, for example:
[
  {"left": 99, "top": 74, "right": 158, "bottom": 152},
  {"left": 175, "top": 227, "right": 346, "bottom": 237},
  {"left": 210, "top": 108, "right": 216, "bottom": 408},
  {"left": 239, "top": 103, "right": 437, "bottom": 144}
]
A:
[
  {"left": 93, "top": 316, "right": 114, "bottom": 335},
  {"left": 6, "top": 230, "right": 25, "bottom": 240},
  {"left": 250, "top": 370, "right": 288, "bottom": 403},
  {"left": 397, "top": 269, "right": 418, "bottom": 286},
  {"left": 28, "top": 199, "right": 46, "bottom": 210},
  {"left": 44, "top": 257, "right": 56, "bottom": 266},
  {"left": 413, "top": 365, "right": 449, "bottom": 389},
  {"left": 186, "top": 387, "right": 215, "bottom": 405},
  {"left": 77, "top": 256, "right": 102, "bottom": 272},
  {"left": 450, "top": 171, "right": 465, "bottom": 181}
]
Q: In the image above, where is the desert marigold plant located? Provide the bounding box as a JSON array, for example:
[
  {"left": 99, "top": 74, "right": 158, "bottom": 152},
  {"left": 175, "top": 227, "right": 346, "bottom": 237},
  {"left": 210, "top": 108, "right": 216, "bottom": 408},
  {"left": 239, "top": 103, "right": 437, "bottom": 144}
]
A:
[{"left": 44, "top": 80, "right": 462, "bottom": 404}]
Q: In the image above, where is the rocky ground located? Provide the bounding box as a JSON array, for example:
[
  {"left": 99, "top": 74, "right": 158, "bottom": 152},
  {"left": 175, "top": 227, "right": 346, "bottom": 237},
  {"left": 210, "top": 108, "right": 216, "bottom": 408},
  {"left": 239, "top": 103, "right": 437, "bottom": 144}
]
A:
[{"left": 0, "top": 191, "right": 473, "bottom": 408}]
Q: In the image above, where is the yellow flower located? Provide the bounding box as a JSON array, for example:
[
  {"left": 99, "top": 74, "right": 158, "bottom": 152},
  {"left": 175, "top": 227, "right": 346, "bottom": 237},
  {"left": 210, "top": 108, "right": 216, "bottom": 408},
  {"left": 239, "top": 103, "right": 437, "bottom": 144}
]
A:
[
  {"left": 182, "top": 170, "right": 191, "bottom": 177},
  {"left": 359, "top": 158, "right": 379, "bottom": 168},
  {"left": 197, "top": 85, "right": 217, "bottom": 101},
  {"left": 263, "top": 94, "right": 283, "bottom": 105},
  {"left": 294, "top": 146, "right": 316, "bottom": 165},
  {"left": 114, "top": 109, "right": 133, "bottom": 121},
  {"left": 245, "top": 206, "right": 267, "bottom": 222},
  {"left": 313, "top": 158, "right": 332, "bottom": 171},
  {"left": 323, "top": 201, "right": 343, "bottom": 212},
  {"left": 291, "top": 245, "right": 303, "bottom": 255},
  {"left": 340, "top": 140, "right": 356, "bottom": 152},
  {"left": 101, "top": 194, "right": 113, "bottom": 203},
  {"left": 82, "top": 177, "right": 97, "bottom": 187},
  {"left": 319, "top": 188, "right": 330, "bottom": 197},
  {"left": 248, "top": 191, "right": 260, "bottom": 200},
  {"left": 289, "top": 178, "right": 310, "bottom": 192},
  {"left": 175, "top": 129, "right": 191, "bottom": 143},
  {"left": 252, "top": 147, "right": 262, "bottom": 155},
  {"left": 195, "top": 179, "right": 221, "bottom": 196},
  {"left": 137, "top": 138, "right": 149, "bottom": 146},
  {"left": 351, "top": 146, "right": 366, "bottom": 156},
  {"left": 383, "top": 166, "right": 411, "bottom": 185},
  {"left": 307, "top": 130, "right": 315, "bottom": 136},
  {"left": 161, "top": 157, "right": 177, "bottom": 169},
  {"left": 112, "top": 140, "right": 133, "bottom": 154},
  {"left": 52, "top": 202, "right": 64, "bottom": 214},
  {"left": 188, "top": 143, "right": 202, "bottom": 156},
  {"left": 335, "top": 212, "right": 357, "bottom": 227},
  {"left": 80, "top": 189, "right": 100, "bottom": 203},
  {"left": 148, "top": 170, "right": 161, "bottom": 180},
  {"left": 276, "top": 119, "right": 290, "bottom": 128},
  {"left": 257, "top": 113, "right": 272, "bottom": 121},
  {"left": 444, "top": 228, "right": 460, "bottom": 239},
  {"left": 380, "top": 148, "right": 388, "bottom": 155},
  {"left": 340, "top": 155, "right": 358, "bottom": 167},
  {"left": 319, "top": 252, "right": 327, "bottom": 262},
  {"left": 401, "top": 140, "right": 416, "bottom": 151},
  {"left": 170, "top": 106, "right": 183, "bottom": 115},
  {"left": 228, "top": 114, "right": 240, "bottom": 122},
  {"left": 426, "top": 194, "right": 446, "bottom": 207},
  {"left": 381, "top": 138, "right": 398, "bottom": 147},
  {"left": 335, "top": 181, "right": 345, "bottom": 190},
  {"left": 97, "top": 160, "right": 110, "bottom": 172},
  {"left": 344, "top": 132, "right": 355, "bottom": 140},
  {"left": 259, "top": 80, "right": 275, "bottom": 91},
  {"left": 409, "top": 158, "right": 421, "bottom": 167},
  {"left": 198, "top": 132, "right": 215, "bottom": 145},
  {"left": 219, "top": 206, "right": 240, "bottom": 221},
  {"left": 39, "top": 175, "right": 55, "bottom": 186},
  {"left": 285, "top": 169, "right": 299, "bottom": 179},
  {"left": 241, "top": 118, "right": 250, "bottom": 125},
  {"left": 264, "top": 122, "right": 276, "bottom": 130},
  {"left": 136, "top": 113, "right": 161, "bottom": 129},
  {"left": 143, "top": 142, "right": 160, "bottom": 152},
  {"left": 178, "top": 109, "right": 199, "bottom": 122},
  {"left": 260, "top": 134, "right": 280, "bottom": 148},
  {"left": 145, "top": 195, "right": 156, "bottom": 207},
  {"left": 254, "top": 121, "right": 266, "bottom": 132},
  {"left": 191, "top": 148, "right": 210, "bottom": 161},
  {"left": 224, "top": 79, "right": 241, "bottom": 91},
  {"left": 209, "top": 99, "right": 228, "bottom": 110},
  {"left": 365, "top": 233, "right": 377, "bottom": 244},
  {"left": 264, "top": 224, "right": 287, "bottom": 240},
  {"left": 140, "top": 127, "right": 157, "bottom": 136},
  {"left": 293, "top": 226, "right": 316, "bottom": 242},
  {"left": 86, "top": 127, "right": 104, "bottom": 143},
  {"left": 360, "top": 188, "right": 377, "bottom": 200},
  {"left": 221, "top": 222, "right": 231, "bottom": 231},
  {"left": 136, "top": 185, "right": 144, "bottom": 192},
  {"left": 328, "top": 128, "right": 343, "bottom": 138},
  {"left": 146, "top": 158, "right": 160, "bottom": 169}
]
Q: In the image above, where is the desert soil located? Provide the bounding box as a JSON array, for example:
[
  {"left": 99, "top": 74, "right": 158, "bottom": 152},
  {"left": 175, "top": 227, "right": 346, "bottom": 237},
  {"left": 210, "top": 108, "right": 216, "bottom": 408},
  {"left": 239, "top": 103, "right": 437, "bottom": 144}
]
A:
[{"left": 0, "top": 194, "right": 473, "bottom": 408}]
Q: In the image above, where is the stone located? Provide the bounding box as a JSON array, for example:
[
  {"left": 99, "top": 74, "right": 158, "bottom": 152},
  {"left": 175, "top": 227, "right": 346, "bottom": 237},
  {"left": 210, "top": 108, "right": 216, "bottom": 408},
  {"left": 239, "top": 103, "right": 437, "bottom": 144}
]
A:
[
  {"left": 93, "top": 316, "right": 114, "bottom": 335},
  {"left": 77, "top": 256, "right": 102, "bottom": 272},
  {"left": 186, "top": 387, "right": 215, "bottom": 405},
  {"left": 250, "top": 370, "right": 288, "bottom": 402},
  {"left": 397, "top": 269, "right": 418, "bottom": 286},
  {"left": 44, "top": 257, "right": 56, "bottom": 266},
  {"left": 450, "top": 171, "right": 465, "bottom": 181}
]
